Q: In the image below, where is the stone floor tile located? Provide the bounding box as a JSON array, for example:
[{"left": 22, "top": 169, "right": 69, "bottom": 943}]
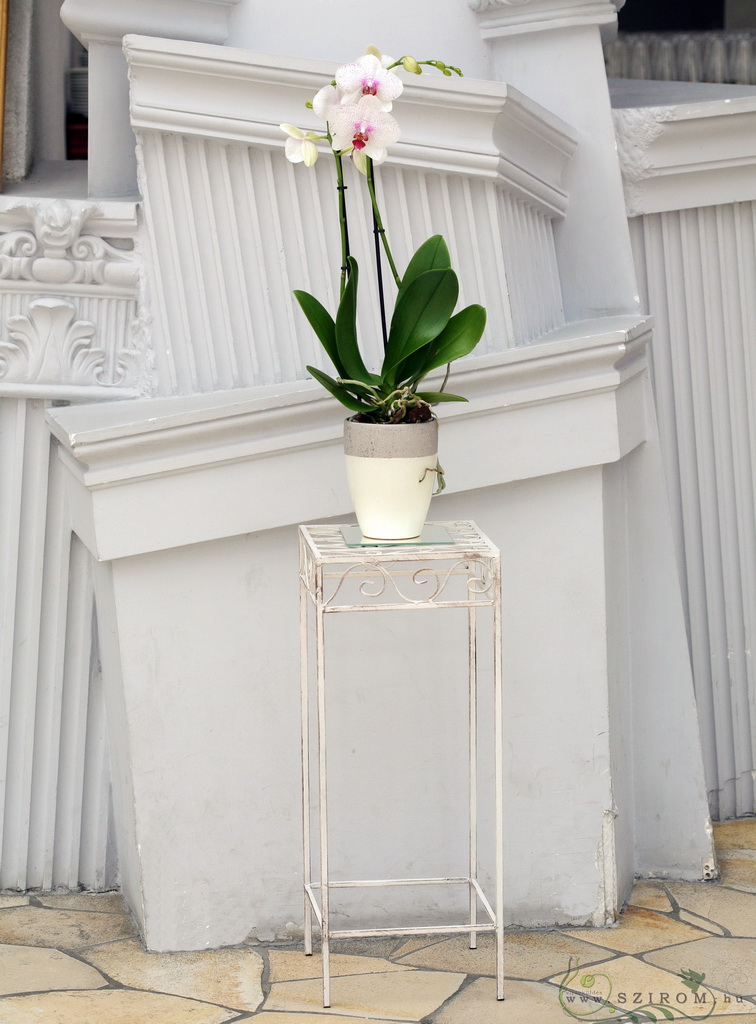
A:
[
  {"left": 549, "top": 953, "right": 756, "bottom": 1018},
  {"left": 264, "top": 967, "right": 466, "bottom": 1021},
  {"left": 0, "top": 990, "right": 238, "bottom": 1023},
  {"left": 332, "top": 936, "right": 406, "bottom": 958},
  {"left": 0, "top": 905, "right": 136, "bottom": 948},
  {"left": 0, "top": 944, "right": 107, "bottom": 995},
  {"left": 432, "top": 977, "right": 583, "bottom": 1024},
  {"left": 268, "top": 948, "right": 414, "bottom": 983},
  {"left": 36, "top": 892, "right": 127, "bottom": 914},
  {"left": 718, "top": 853, "right": 756, "bottom": 893},
  {"left": 667, "top": 884, "right": 756, "bottom": 937},
  {"left": 395, "top": 930, "right": 617, "bottom": 981},
  {"left": 562, "top": 906, "right": 709, "bottom": 953},
  {"left": 81, "top": 939, "right": 263, "bottom": 1011},
  {"left": 629, "top": 881, "right": 674, "bottom": 912},
  {"left": 715, "top": 820, "right": 756, "bottom": 852},
  {"left": 254, "top": 1015, "right": 406, "bottom": 1023},
  {"left": 680, "top": 908, "right": 728, "bottom": 935},
  {"left": 392, "top": 936, "right": 448, "bottom": 958},
  {"left": 645, "top": 937, "right": 756, "bottom": 999},
  {"left": 0, "top": 894, "right": 29, "bottom": 908}
]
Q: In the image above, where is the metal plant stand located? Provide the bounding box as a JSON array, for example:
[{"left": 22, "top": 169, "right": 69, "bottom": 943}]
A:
[{"left": 298, "top": 521, "right": 504, "bottom": 1007}]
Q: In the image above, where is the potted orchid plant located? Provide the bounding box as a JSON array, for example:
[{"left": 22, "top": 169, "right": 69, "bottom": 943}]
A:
[{"left": 281, "top": 48, "right": 486, "bottom": 541}]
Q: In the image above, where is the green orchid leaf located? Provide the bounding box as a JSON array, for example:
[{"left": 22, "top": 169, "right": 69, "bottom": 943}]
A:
[
  {"left": 306, "top": 365, "right": 369, "bottom": 412},
  {"left": 398, "top": 235, "right": 451, "bottom": 296},
  {"left": 398, "top": 304, "right": 486, "bottom": 383},
  {"left": 335, "top": 257, "right": 376, "bottom": 385},
  {"left": 415, "top": 391, "right": 468, "bottom": 403},
  {"left": 382, "top": 268, "right": 459, "bottom": 379},
  {"left": 294, "top": 290, "right": 345, "bottom": 377}
]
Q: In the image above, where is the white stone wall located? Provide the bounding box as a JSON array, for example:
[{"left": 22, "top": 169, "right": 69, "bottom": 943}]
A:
[{"left": 612, "top": 78, "right": 756, "bottom": 819}]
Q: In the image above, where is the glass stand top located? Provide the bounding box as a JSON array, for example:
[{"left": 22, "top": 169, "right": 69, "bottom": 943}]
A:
[{"left": 340, "top": 524, "right": 454, "bottom": 548}]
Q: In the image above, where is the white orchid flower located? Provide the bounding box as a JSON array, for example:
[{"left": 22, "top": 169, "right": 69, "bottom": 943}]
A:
[
  {"left": 335, "top": 53, "right": 403, "bottom": 111},
  {"left": 312, "top": 83, "right": 342, "bottom": 121},
  {"left": 329, "top": 95, "right": 400, "bottom": 164},
  {"left": 280, "top": 124, "right": 320, "bottom": 166}
]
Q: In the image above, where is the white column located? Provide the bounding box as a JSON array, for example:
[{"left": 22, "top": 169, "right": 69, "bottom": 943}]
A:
[
  {"left": 469, "top": 0, "right": 639, "bottom": 320},
  {"left": 60, "top": 0, "right": 241, "bottom": 198},
  {"left": 613, "top": 81, "right": 756, "bottom": 819}
]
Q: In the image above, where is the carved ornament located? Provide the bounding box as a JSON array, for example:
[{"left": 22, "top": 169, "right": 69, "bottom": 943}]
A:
[
  {"left": 0, "top": 199, "right": 139, "bottom": 290},
  {"left": 0, "top": 297, "right": 140, "bottom": 387}
]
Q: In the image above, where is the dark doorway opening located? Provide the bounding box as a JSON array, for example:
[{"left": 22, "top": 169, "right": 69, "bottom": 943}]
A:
[{"left": 619, "top": 0, "right": 725, "bottom": 32}]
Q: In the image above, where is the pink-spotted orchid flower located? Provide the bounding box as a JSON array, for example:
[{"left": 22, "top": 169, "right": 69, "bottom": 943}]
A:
[
  {"left": 280, "top": 124, "right": 320, "bottom": 166},
  {"left": 335, "top": 53, "right": 403, "bottom": 110},
  {"left": 329, "top": 95, "right": 400, "bottom": 165}
]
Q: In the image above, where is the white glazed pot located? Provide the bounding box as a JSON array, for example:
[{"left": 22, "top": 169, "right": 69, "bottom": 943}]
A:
[{"left": 344, "top": 417, "right": 439, "bottom": 541}]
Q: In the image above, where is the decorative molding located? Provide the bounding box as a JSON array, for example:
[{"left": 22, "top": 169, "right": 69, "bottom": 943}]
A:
[
  {"left": 0, "top": 199, "right": 139, "bottom": 294},
  {"left": 61, "top": 0, "right": 240, "bottom": 47},
  {"left": 0, "top": 296, "right": 141, "bottom": 387},
  {"left": 46, "top": 314, "right": 651, "bottom": 559},
  {"left": 612, "top": 86, "right": 756, "bottom": 216},
  {"left": 125, "top": 34, "right": 574, "bottom": 396},
  {"left": 469, "top": 0, "right": 620, "bottom": 37},
  {"left": 0, "top": 198, "right": 152, "bottom": 394},
  {"left": 125, "top": 35, "right": 577, "bottom": 211}
]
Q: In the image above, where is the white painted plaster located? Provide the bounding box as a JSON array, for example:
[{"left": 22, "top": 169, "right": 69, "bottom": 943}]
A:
[
  {"left": 0, "top": 0, "right": 721, "bottom": 945},
  {"left": 47, "top": 318, "right": 714, "bottom": 948},
  {"left": 611, "top": 81, "right": 756, "bottom": 215},
  {"left": 225, "top": 0, "right": 491, "bottom": 80},
  {"left": 476, "top": 4, "right": 640, "bottom": 320},
  {"left": 32, "top": 0, "right": 70, "bottom": 164},
  {"left": 60, "top": 0, "right": 241, "bottom": 197}
]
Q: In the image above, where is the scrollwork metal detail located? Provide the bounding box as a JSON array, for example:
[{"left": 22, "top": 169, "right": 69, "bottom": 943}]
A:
[{"left": 323, "top": 558, "right": 495, "bottom": 609}]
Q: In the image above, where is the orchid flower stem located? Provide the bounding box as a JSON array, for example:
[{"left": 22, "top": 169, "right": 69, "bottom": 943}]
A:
[
  {"left": 372, "top": 202, "right": 388, "bottom": 350},
  {"left": 366, "top": 158, "right": 401, "bottom": 289},
  {"left": 333, "top": 149, "right": 350, "bottom": 298}
]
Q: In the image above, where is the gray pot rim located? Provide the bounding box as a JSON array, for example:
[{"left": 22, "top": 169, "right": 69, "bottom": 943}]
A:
[{"left": 344, "top": 416, "right": 438, "bottom": 458}]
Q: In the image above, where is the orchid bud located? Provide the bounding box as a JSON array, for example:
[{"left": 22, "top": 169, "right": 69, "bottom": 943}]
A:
[{"left": 402, "top": 55, "right": 421, "bottom": 74}]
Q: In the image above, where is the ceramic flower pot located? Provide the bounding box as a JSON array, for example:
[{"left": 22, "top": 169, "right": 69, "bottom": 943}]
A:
[{"left": 344, "top": 417, "right": 439, "bottom": 540}]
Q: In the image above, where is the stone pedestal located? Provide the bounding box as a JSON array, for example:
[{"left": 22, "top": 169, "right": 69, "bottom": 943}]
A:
[{"left": 47, "top": 318, "right": 715, "bottom": 950}]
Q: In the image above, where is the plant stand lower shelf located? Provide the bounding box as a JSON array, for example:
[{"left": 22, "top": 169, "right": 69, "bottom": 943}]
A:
[{"left": 298, "top": 521, "right": 504, "bottom": 1007}]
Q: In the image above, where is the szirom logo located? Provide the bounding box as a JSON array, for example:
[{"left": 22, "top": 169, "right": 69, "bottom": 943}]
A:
[{"left": 557, "top": 958, "right": 746, "bottom": 1021}]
